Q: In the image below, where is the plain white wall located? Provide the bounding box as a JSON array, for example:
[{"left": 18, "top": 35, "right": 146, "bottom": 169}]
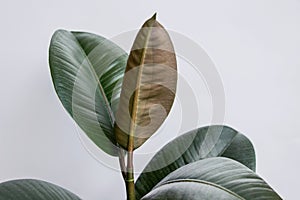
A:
[{"left": 0, "top": 0, "right": 299, "bottom": 199}]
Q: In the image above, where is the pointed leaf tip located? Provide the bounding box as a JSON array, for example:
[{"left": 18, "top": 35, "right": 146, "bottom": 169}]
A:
[
  {"left": 114, "top": 13, "right": 177, "bottom": 150},
  {"left": 152, "top": 13, "right": 157, "bottom": 20}
]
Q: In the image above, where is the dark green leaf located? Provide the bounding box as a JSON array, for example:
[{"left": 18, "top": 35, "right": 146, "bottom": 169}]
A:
[
  {"left": 142, "top": 157, "right": 281, "bottom": 200},
  {"left": 114, "top": 14, "right": 177, "bottom": 151},
  {"left": 136, "top": 125, "right": 255, "bottom": 199},
  {"left": 49, "top": 30, "right": 127, "bottom": 156},
  {"left": 0, "top": 179, "right": 81, "bottom": 200}
]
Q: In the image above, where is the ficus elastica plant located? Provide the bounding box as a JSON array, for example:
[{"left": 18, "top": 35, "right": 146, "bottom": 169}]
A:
[{"left": 0, "top": 14, "right": 282, "bottom": 200}]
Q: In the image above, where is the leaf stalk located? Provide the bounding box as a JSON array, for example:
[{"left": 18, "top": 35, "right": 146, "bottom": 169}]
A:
[{"left": 126, "top": 151, "right": 135, "bottom": 200}]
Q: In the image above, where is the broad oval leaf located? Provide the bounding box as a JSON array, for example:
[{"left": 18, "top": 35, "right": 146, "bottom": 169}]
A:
[
  {"left": 142, "top": 157, "right": 282, "bottom": 200},
  {"left": 114, "top": 14, "right": 177, "bottom": 151},
  {"left": 142, "top": 181, "right": 241, "bottom": 200},
  {"left": 135, "top": 125, "right": 256, "bottom": 199},
  {"left": 0, "top": 179, "right": 81, "bottom": 200},
  {"left": 49, "top": 30, "right": 128, "bottom": 156}
]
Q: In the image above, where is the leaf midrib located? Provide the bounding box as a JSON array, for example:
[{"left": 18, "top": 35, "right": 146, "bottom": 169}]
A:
[
  {"left": 71, "top": 32, "right": 115, "bottom": 127},
  {"left": 127, "top": 21, "right": 155, "bottom": 150},
  {"left": 157, "top": 179, "right": 245, "bottom": 200}
]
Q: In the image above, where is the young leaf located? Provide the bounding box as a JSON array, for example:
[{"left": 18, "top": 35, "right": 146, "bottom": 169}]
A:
[
  {"left": 114, "top": 14, "right": 177, "bottom": 151},
  {"left": 142, "top": 157, "right": 282, "bottom": 200},
  {"left": 49, "top": 30, "right": 128, "bottom": 156},
  {"left": 0, "top": 179, "right": 81, "bottom": 200},
  {"left": 135, "top": 125, "right": 256, "bottom": 199}
]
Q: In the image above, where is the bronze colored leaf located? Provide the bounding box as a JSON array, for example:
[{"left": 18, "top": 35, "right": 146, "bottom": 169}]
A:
[{"left": 114, "top": 14, "right": 177, "bottom": 151}]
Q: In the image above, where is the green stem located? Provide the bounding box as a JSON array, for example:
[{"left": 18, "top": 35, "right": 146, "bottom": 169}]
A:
[{"left": 126, "top": 151, "right": 135, "bottom": 200}]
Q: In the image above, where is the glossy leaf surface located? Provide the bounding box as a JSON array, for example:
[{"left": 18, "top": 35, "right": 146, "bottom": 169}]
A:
[
  {"left": 0, "top": 179, "right": 81, "bottom": 200},
  {"left": 49, "top": 30, "right": 127, "bottom": 156},
  {"left": 136, "top": 125, "right": 255, "bottom": 199},
  {"left": 142, "top": 157, "right": 281, "bottom": 200},
  {"left": 114, "top": 14, "right": 177, "bottom": 151}
]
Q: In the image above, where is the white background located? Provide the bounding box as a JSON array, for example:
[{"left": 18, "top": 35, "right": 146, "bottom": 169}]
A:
[{"left": 0, "top": 0, "right": 299, "bottom": 199}]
